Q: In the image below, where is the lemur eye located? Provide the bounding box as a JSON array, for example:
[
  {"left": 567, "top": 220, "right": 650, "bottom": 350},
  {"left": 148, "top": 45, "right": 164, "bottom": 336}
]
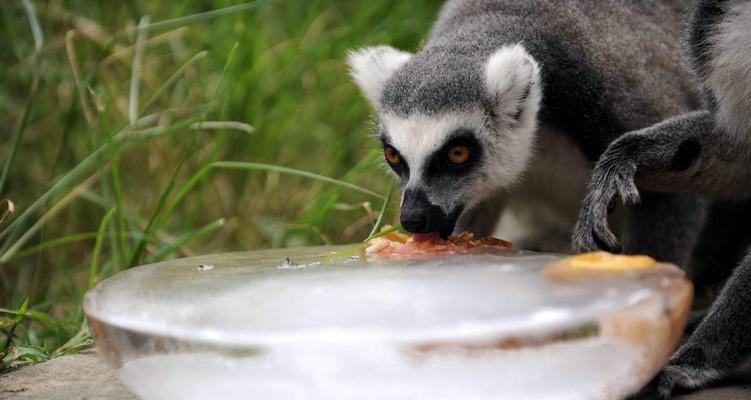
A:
[
  {"left": 384, "top": 146, "right": 401, "bottom": 166},
  {"left": 448, "top": 146, "right": 470, "bottom": 165}
]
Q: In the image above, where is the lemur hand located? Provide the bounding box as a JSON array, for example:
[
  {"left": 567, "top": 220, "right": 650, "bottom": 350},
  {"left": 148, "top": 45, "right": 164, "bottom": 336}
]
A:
[{"left": 572, "top": 136, "right": 643, "bottom": 253}]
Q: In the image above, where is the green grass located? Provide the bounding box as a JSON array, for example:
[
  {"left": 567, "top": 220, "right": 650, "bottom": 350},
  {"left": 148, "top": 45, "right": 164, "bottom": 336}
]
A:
[{"left": 0, "top": 0, "right": 440, "bottom": 372}]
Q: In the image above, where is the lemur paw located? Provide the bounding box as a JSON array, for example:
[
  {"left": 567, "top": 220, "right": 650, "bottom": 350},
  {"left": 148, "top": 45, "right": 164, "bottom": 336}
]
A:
[
  {"left": 572, "top": 157, "right": 640, "bottom": 254},
  {"left": 630, "top": 347, "right": 723, "bottom": 400}
]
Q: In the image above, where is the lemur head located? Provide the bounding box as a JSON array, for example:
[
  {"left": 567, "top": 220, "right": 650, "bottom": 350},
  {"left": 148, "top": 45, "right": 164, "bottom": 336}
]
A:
[{"left": 348, "top": 44, "right": 542, "bottom": 237}]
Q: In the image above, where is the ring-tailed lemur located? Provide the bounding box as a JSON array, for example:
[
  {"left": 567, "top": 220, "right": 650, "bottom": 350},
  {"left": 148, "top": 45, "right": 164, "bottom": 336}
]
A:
[
  {"left": 574, "top": 0, "right": 751, "bottom": 397},
  {"left": 348, "top": 0, "right": 705, "bottom": 266}
]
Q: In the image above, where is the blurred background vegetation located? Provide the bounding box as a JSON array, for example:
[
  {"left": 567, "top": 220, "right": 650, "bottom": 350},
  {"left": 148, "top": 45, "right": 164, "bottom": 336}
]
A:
[{"left": 0, "top": 0, "right": 442, "bottom": 372}]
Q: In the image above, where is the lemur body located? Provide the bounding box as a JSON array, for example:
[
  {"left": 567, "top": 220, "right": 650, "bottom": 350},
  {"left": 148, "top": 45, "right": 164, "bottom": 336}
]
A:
[
  {"left": 349, "top": 0, "right": 705, "bottom": 264},
  {"left": 574, "top": 0, "right": 751, "bottom": 397},
  {"left": 493, "top": 130, "right": 591, "bottom": 252}
]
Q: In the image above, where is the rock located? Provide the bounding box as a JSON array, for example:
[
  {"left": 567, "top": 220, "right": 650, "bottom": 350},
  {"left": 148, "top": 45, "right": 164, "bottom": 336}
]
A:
[{"left": 0, "top": 349, "right": 136, "bottom": 400}]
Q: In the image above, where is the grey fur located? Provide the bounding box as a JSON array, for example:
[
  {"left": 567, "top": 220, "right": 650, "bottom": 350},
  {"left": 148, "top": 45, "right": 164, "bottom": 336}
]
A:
[
  {"left": 573, "top": 0, "right": 751, "bottom": 397},
  {"left": 350, "top": 0, "right": 706, "bottom": 264}
]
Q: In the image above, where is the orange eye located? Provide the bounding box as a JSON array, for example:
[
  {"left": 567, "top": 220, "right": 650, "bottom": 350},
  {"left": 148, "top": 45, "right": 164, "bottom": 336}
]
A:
[
  {"left": 448, "top": 146, "right": 470, "bottom": 165},
  {"left": 384, "top": 146, "right": 401, "bottom": 166}
]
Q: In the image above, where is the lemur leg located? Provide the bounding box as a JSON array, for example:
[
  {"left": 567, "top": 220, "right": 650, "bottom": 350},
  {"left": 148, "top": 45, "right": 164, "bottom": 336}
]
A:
[
  {"left": 573, "top": 111, "right": 751, "bottom": 254},
  {"left": 689, "top": 200, "right": 751, "bottom": 311},
  {"left": 633, "top": 249, "right": 751, "bottom": 399},
  {"left": 453, "top": 192, "right": 506, "bottom": 237},
  {"left": 620, "top": 191, "right": 705, "bottom": 267}
]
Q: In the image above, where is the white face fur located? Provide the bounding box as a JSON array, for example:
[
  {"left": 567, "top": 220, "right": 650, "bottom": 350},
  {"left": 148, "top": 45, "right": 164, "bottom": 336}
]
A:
[{"left": 348, "top": 44, "right": 543, "bottom": 234}]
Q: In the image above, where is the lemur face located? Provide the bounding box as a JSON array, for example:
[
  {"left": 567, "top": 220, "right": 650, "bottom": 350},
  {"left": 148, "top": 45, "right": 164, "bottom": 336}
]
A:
[{"left": 348, "top": 44, "right": 542, "bottom": 237}]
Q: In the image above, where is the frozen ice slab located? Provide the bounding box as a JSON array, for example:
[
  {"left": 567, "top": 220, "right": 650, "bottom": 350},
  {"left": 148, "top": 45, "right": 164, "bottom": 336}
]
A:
[{"left": 84, "top": 246, "right": 692, "bottom": 400}]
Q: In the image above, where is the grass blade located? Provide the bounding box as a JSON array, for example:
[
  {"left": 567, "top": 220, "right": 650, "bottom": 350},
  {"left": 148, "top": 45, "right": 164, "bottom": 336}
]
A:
[
  {"left": 0, "top": 1, "right": 42, "bottom": 198},
  {"left": 190, "top": 121, "right": 255, "bottom": 134},
  {"left": 157, "top": 161, "right": 386, "bottom": 235},
  {"left": 129, "top": 16, "right": 150, "bottom": 125},
  {"left": 52, "top": 322, "right": 92, "bottom": 357},
  {"left": 0, "top": 173, "right": 101, "bottom": 264},
  {"left": 6, "top": 232, "right": 98, "bottom": 262},
  {"left": 127, "top": 2, "right": 275, "bottom": 35},
  {"left": 0, "top": 116, "right": 200, "bottom": 248},
  {"left": 24, "top": 310, "right": 62, "bottom": 337},
  {"left": 1, "top": 298, "right": 28, "bottom": 353},
  {"left": 100, "top": 109, "right": 130, "bottom": 261},
  {"left": 149, "top": 218, "right": 225, "bottom": 261},
  {"left": 89, "top": 208, "right": 116, "bottom": 288},
  {"left": 140, "top": 51, "right": 208, "bottom": 114},
  {"left": 127, "top": 136, "right": 197, "bottom": 267},
  {"left": 65, "top": 31, "right": 95, "bottom": 125},
  {"left": 366, "top": 183, "right": 395, "bottom": 240},
  {"left": 128, "top": 41, "right": 240, "bottom": 266},
  {"left": 0, "top": 200, "right": 14, "bottom": 227},
  {"left": 211, "top": 42, "right": 239, "bottom": 103},
  {"left": 0, "top": 93, "right": 33, "bottom": 199},
  {"left": 20, "top": 0, "right": 42, "bottom": 52},
  {"left": 365, "top": 224, "right": 404, "bottom": 241},
  {"left": 213, "top": 162, "right": 386, "bottom": 200}
]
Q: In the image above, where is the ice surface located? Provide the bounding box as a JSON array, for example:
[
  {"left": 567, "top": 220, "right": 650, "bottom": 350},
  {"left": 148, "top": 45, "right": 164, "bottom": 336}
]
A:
[{"left": 85, "top": 248, "right": 654, "bottom": 345}]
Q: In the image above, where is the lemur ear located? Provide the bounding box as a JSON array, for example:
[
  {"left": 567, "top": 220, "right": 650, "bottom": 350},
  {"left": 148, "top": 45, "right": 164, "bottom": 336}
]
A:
[
  {"left": 347, "top": 46, "right": 413, "bottom": 106},
  {"left": 485, "top": 44, "right": 542, "bottom": 125}
]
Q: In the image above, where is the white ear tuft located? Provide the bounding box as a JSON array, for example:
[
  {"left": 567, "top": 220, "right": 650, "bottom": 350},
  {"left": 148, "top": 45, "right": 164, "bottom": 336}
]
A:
[
  {"left": 485, "top": 44, "right": 542, "bottom": 126},
  {"left": 347, "top": 46, "right": 413, "bottom": 106}
]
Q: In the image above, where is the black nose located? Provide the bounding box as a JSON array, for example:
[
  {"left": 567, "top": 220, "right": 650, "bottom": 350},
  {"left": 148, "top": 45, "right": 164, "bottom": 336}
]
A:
[
  {"left": 401, "top": 210, "right": 429, "bottom": 233},
  {"left": 400, "top": 189, "right": 444, "bottom": 234}
]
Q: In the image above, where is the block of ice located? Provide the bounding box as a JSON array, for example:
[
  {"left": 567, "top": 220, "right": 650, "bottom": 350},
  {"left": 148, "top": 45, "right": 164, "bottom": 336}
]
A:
[{"left": 84, "top": 246, "right": 691, "bottom": 400}]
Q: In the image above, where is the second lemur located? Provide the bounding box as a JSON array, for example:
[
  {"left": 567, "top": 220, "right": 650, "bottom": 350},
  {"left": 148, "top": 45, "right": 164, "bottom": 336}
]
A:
[{"left": 574, "top": 0, "right": 751, "bottom": 397}]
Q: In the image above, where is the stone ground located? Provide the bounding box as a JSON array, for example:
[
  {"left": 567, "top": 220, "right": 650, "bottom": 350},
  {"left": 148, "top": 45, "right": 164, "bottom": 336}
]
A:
[
  {"left": 0, "top": 350, "right": 749, "bottom": 399},
  {"left": 0, "top": 350, "right": 135, "bottom": 400}
]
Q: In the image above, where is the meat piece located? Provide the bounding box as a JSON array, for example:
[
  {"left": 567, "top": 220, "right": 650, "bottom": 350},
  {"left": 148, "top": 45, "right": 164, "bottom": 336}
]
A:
[{"left": 365, "top": 228, "right": 512, "bottom": 261}]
